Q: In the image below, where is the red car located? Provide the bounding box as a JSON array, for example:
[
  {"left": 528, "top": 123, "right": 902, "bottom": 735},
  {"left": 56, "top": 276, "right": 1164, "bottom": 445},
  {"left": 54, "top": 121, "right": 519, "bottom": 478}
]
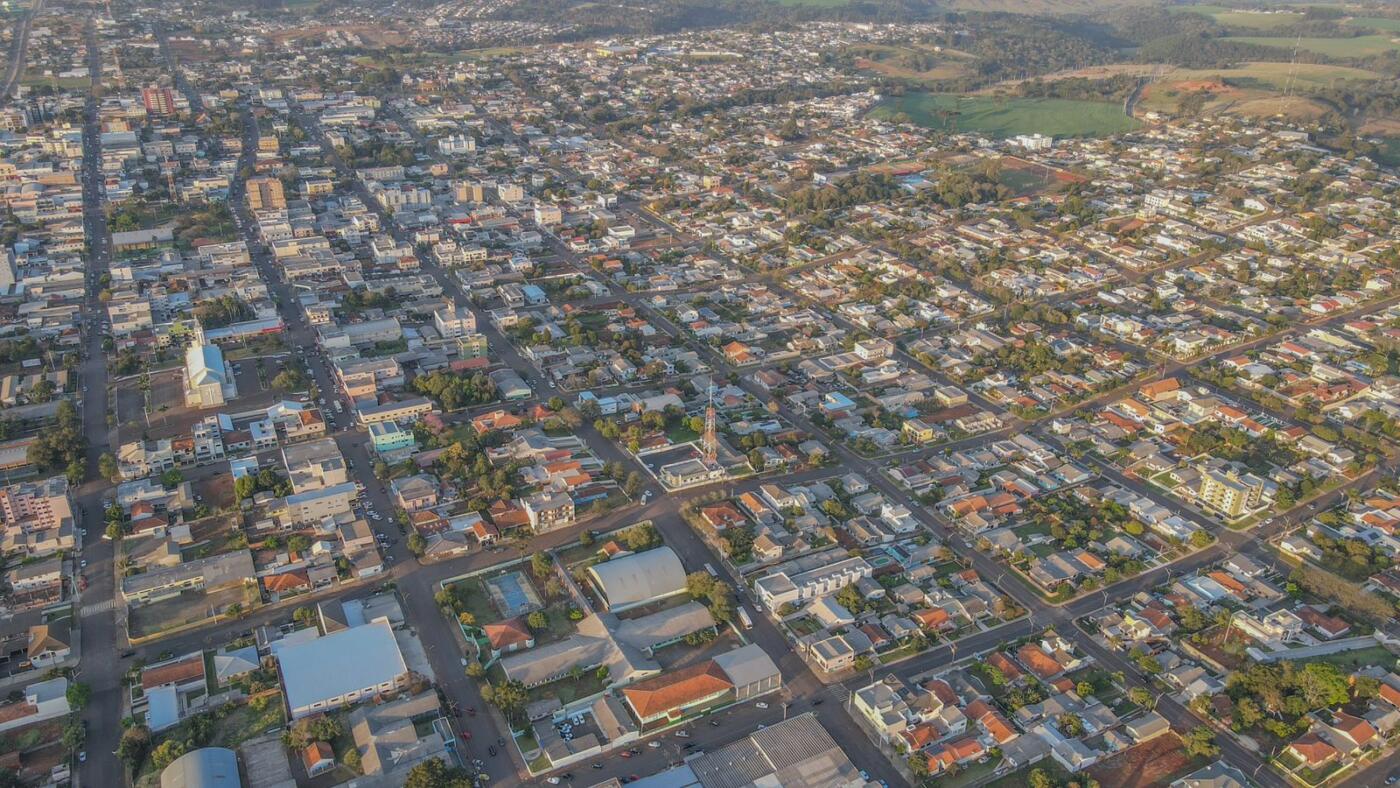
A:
[{"left": 460, "top": 731, "right": 472, "bottom": 741}]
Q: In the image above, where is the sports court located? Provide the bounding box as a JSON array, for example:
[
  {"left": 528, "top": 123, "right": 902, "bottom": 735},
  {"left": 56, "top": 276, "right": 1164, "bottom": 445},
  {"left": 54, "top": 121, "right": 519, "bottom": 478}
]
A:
[{"left": 485, "top": 570, "right": 544, "bottom": 618}]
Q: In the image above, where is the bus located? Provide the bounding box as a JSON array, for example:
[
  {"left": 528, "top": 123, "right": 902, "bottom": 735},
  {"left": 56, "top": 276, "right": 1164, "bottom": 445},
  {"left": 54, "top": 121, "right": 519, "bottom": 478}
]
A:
[{"left": 737, "top": 606, "right": 753, "bottom": 630}]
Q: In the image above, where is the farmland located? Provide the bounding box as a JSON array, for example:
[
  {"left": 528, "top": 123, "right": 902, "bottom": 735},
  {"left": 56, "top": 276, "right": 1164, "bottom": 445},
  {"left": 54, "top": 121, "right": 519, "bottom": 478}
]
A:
[
  {"left": 1346, "top": 16, "right": 1400, "bottom": 33},
  {"left": 1178, "top": 5, "right": 1304, "bottom": 30},
  {"left": 1225, "top": 34, "right": 1400, "bottom": 58},
  {"left": 870, "top": 93, "right": 1139, "bottom": 138}
]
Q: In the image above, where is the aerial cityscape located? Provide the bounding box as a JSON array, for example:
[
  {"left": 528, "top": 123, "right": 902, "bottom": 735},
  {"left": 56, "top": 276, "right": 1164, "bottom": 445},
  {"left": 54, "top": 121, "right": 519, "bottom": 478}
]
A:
[{"left": 0, "top": 0, "right": 1399, "bottom": 786}]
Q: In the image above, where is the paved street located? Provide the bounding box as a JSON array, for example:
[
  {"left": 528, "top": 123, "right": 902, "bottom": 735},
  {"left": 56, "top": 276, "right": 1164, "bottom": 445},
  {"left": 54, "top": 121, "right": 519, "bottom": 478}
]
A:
[{"left": 75, "top": 20, "right": 123, "bottom": 788}]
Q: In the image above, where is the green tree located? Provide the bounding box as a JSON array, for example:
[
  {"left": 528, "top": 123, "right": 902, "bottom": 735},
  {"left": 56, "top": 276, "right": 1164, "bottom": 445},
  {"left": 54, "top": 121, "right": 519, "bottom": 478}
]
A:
[
  {"left": 66, "top": 681, "right": 91, "bottom": 710},
  {"left": 117, "top": 725, "right": 151, "bottom": 769},
  {"left": 99, "top": 452, "right": 120, "bottom": 482},
  {"left": 531, "top": 552, "right": 553, "bottom": 578},
  {"left": 1128, "top": 687, "right": 1153, "bottom": 708},
  {"left": 1182, "top": 726, "right": 1219, "bottom": 758},
  {"left": 161, "top": 469, "right": 184, "bottom": 488},
  {"left": 484, "top": 680, "right": 528, "bottom": 726},
  {"left": 272, "top": 368, "right": 307, "bottom": 391},
  {"left": 527, "top": 610, "right": 547, "bottom": 631},
  {"left": 407, "top": 532, "right": 427, "bottom": 557},
  {"left": 62, "top": 720, "right": 86, "bottom": 751},
  {"left": 150, "top": 739, "right": 188, "bottom": 770},
  {"left": 404, "top": 757, "right": 473, "bottom": 788}
]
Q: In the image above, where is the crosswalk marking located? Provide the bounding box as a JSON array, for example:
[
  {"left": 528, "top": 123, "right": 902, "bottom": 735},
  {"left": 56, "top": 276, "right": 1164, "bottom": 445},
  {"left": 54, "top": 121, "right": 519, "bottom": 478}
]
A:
[{"left": 80, "top": 599, "right": 114, "bottom": 616}]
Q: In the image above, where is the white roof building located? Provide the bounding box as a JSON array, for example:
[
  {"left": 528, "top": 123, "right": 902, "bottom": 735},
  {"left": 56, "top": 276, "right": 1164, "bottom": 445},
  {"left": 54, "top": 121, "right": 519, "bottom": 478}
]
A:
[
  {"left": 183, "top": 343, "right": 235, "bottom": 408},
  {"left": 276, "top": 619, "right": 410, "bottom": 719},
  {"left": 586, "top": 546, "right": 687, "bottom": 611}
]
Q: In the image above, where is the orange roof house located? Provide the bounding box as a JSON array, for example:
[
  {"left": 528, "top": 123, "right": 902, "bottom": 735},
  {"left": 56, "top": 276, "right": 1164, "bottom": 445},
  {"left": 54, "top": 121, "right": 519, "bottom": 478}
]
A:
[
  {"left": 622, "top": 661, "right": 734, "bottom": 724},
  {"left": 926, "top": 737, "right": 986, "bottom": 774},
  {"left": 985, "top": 652, "right": 1023, "bottom": 683},
  {"left": 1015, "top": 643, "right": 1065, "bottom": 680},
  {"left": 913, "top": 608, "right": 953, "bottom": 631},
  {"left": 263, "top": 570, "right": 310, "bottom": 596},
  {"left": 1139, "top": 378, "right": 1181, "bottom": 402},
  {"left": 1328, "top": 711, "right": 1377, "bottom": 750},
  {"left": 1287, "top": 733, "right": 1338, "bottom": 766},
  {"left": 141, "top": 654, "right": 206, "bottom": 691},
  {"left": 484, "top": 617, "right": 534, "bottom": 654}
]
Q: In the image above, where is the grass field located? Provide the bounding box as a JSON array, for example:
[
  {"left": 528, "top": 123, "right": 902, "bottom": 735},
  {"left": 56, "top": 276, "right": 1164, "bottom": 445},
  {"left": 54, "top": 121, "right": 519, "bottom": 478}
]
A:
[
  {"left": 1168, "top": 61, "right": 1379, "bottom": 90},
  {"left": 1226, "top": 34, "right": 1400, "bottom": 57},
  {"left": 1346, "top": 16, "right": 1400, "bottom": 32},
  {"left": 1179, "top": 5, "right": 1304, "bottom": 30},
  {"left": 870, "top": 93, "right": 1138, "bottom": 138}
]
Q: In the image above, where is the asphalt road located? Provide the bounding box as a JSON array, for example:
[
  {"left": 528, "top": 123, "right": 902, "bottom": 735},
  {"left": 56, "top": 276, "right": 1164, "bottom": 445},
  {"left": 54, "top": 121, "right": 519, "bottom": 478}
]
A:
[
  {"left": 75, "top": 19, "right": 123, "bottom": 788},
  {"left": 0, "top": 0, "right": 43, "bottom": 100}
]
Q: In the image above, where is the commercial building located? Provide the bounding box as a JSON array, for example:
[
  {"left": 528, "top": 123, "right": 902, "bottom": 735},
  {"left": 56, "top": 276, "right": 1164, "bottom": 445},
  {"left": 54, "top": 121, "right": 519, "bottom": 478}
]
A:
[
  {"left": 159, "top": 747, "right": 242, "bottom": 788},
  {"left": 121, "top": 550, "right": 256, "bottom": 607},
  {"left": 586, "top": 546, "right": 687, "bottom": 612},
  {"left": 523, "top": 490, "right": 574, "bottom": 533},
  {"left": 685, "top": 713, "right": 865, "bottom": 787},
  {"left": 276, "top": 619, "right": 410, "bottom": 719},
  {"left": 246, "top": 176, "right": 286, "bottom": 211},
  {"left": 1197, "top": 467, "right": 1265, "bottom": 518},
  {"left": 184, "top": 343, "right": 236, "bottom": 408},
  {"left": 280, "top": 482, "right": 358, "bottom": 525},
  {"left": 754, "top": 556, "right": 874, "bottom": 612},
  {"left": 355, "top": 397, "right": 433, "bottom": 426},
  {"left": 369, "top": 420, "right": 417, "bottom": 459},
  {"left": 282, "top": 437, "right": 348, "bottom": 494}
]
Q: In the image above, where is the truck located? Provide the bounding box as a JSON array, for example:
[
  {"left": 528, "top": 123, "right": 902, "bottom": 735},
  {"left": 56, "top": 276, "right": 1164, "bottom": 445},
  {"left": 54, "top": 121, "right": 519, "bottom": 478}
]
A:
[{"left": 737, "top": 606, "right": 753, "bottom": 630}]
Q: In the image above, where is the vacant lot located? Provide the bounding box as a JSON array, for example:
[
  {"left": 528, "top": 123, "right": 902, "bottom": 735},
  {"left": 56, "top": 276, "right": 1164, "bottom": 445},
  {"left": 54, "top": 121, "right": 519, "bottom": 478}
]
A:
[
  {"left": 870, "top": 93, "right": 1138, "bottom": 138},
  {"left": 1226, "top": 35, "right": 1400, "bottom": 58},
  {"left": 1087, "top": 733, "right": 1201, "bottom": 788},
  {"left": 1136, "top": 61, "right": 1378, "bottom": 120}
]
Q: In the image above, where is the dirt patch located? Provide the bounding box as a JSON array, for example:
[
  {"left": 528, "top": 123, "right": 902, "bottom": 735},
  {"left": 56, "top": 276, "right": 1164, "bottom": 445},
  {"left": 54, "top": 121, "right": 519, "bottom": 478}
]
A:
[
  {"left": 193, "top": 473, "right": 235, "bottom": 511},
  {"left": 1087, "top": 733, "right": 1199, "bottom": 788}
]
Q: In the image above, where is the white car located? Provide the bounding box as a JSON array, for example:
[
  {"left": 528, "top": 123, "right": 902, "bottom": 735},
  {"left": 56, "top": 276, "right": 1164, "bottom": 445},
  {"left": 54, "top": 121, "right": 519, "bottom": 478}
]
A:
[
  {"left": 755, "top": 702, "right": 768, "bottom": 710},
  {"left": 647, "top": 741, "right": 661, "bottom": 749}
]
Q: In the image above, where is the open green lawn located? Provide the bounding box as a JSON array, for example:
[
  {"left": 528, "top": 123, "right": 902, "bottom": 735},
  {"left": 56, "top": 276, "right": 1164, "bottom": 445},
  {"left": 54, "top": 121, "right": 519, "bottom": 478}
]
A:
[
  {"left": 1346, "top": 16, "right": 1400, "bottom": 32},
  {"left": 1226, "top": 35, "right": 1400, "bottom": 58},
  {"left": 1295, "top": 644, "right": 1399, "bottom": 672},
  {"left": 870, "top": 93, "right": 1138, "bottom": 139}
]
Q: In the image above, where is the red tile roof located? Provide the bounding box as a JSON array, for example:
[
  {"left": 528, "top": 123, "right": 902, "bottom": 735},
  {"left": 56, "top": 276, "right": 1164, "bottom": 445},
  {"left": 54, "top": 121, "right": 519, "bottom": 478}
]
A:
[
  {"left": 622, "top": 661, "right": 733, "bottom": 720},
  {"left": 484, "top": 618, "right": 533, "bottom": 651},
  {"left": 142, "top": 654, "right": 206, "bottom": 691}
]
